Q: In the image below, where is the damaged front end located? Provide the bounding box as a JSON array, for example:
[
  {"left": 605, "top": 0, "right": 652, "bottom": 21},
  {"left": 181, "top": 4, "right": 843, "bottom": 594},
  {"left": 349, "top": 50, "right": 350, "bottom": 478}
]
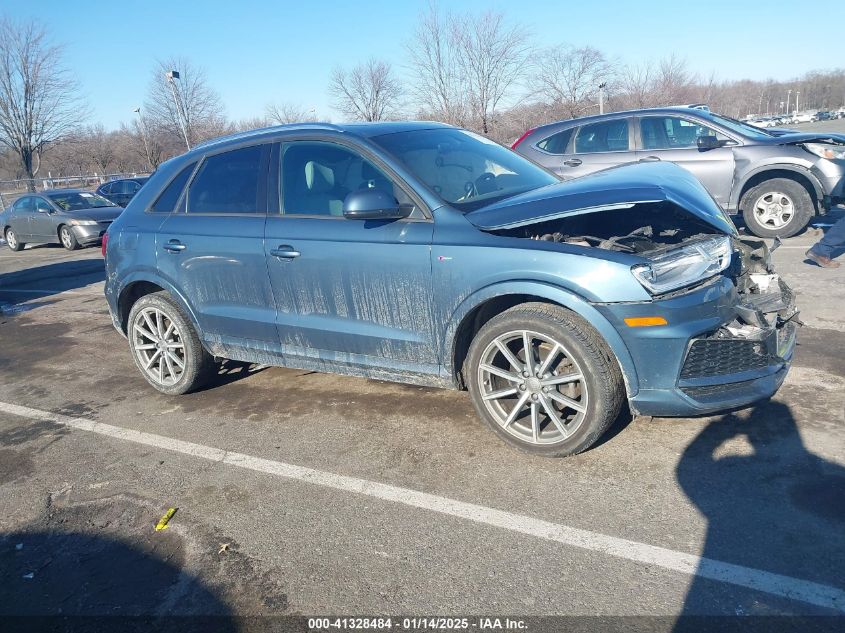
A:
[{"left": 480, "top": 196, "right": 798, "bottom": 415}]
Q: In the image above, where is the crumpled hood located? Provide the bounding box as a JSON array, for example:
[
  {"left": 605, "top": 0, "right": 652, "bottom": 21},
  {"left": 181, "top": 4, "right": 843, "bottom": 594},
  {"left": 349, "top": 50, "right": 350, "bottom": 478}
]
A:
[
  {"left": 62, "top": 207, "right": 124, "bottom": 222},
  {"left": 773, "top": 132, "right": 845, "bottom": 144},
  {"left": 466, "top": 161, "right": 737, "bottom": 235}
]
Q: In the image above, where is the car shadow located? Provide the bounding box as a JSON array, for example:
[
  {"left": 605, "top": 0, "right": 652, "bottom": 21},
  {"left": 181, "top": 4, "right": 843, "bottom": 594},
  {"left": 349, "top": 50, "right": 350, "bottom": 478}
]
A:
[
  {"left": 0, "top": 258, "right": 106, "bottom": 310},
  {"left": 0, "top": 529, "right": 237, "bottom": 632},
  {"left": 674, "top": 400, "right": 845, "bottom": 627},
  {"left": 197, "top": 359, "right": 269, "bottom": 392}
]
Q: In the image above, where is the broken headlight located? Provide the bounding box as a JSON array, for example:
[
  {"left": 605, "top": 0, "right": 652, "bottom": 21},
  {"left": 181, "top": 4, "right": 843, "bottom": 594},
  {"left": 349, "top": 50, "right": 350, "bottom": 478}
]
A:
[
  {"left": 804, "top": 143, "right": 845, "bottom": 160},
  {"left": 631, "top": 235, "right": 733, "bottom": 295}
]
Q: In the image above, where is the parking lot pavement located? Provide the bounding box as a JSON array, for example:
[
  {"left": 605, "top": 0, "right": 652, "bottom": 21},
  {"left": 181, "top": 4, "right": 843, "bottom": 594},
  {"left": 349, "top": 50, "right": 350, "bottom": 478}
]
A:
[{"left": 0, "top": 232, "right": 844, "bottom": 623}]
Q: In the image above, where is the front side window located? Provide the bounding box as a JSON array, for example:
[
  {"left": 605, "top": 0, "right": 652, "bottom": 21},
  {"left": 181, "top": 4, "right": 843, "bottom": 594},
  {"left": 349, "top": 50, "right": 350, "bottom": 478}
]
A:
[
  {"left": 537, "top": 128, "right": 575, "bottom": 154},
  {"left": 281, "top": 141, "right": 412, "bottom": 217},
  {"left": 34, "top": 197, "right": 53, "bottom": 212},
  {"left": 48, "top": 192, "right": 116, "bottom": 211},
  {"left": 575, "top": 119, "right": 630, "bottom": 154},
  {"left": 150, "top": 162, "right": 196, "bottom": 213},
  {"left": 188, "top": 146, "right": 264, "bottom": 214},
  {"left": 371, "top": 128, "right": 557, "bottom": 212},
  {"left": 640, "top": 116, "right": 728, "bottom": 150}
]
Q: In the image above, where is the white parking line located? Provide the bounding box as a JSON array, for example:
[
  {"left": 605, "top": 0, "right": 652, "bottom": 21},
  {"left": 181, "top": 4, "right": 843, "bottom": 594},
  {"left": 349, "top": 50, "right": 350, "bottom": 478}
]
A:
[{"left": 1, "top": 399, "right": 843, "bottom": 613}]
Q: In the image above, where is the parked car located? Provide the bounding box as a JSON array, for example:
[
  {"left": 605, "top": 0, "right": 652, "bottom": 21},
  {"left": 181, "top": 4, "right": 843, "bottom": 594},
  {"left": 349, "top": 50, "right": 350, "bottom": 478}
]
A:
[
  {"left": 793, "top": 112, "right": 815, "bottom": 123},
  {"left": 103, "top": 122, "right": 797, "bottom": 457},
  {"left": 512, "top": 107, "right": 845, "bottom": 238},
  {"left": 816, "top": 111, "right": 832, "bottom": 121},
  {"left": 1, "top": 189, "right": 122, "bottom": 251},
  {"left": 96, "top": 177, "right": 149, "bottom": 207}
]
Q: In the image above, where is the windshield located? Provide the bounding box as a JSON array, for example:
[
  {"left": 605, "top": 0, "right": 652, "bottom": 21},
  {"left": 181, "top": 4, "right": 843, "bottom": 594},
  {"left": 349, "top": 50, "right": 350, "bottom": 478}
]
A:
[
  {"left": 48, "top": 191, "right": 117, "bottom": 211},
  {"left": 707, "top": 113, "right": 774, "bottom": 140},
  {"left": 371, "top": 128, "right": 559, "bottom": 211}
]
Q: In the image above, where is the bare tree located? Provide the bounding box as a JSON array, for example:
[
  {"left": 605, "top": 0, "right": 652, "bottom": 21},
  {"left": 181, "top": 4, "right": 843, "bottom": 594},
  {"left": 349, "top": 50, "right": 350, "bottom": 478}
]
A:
[
  {"left": 454, "top": 11, "right": 531, "bottom": 134},
  {"left": 0, "top": 18, "right": 85, "bottom": 190},
  {"left": 535, "top": 45, "right": 616, "bottom": 119},
  {"left": 618, "top": 61, "right": 657, "bottom": 109},
  {"left": 145, "top": 57, "right": 226, "bottom": 148},
  {"left": 265, "top": 102, "right": 317, "bottom": 124},
  {"left": 81, "top": 124, "right": 115, "bottom": 177},
  {"left": 406, "top": 1, "right": 467, "bottom": 125},
  {"left": 329, "top": 58, "right": 403, "bottom": 122},
  {"left": 654, "top": 54, "right": 696, "bottom": 104}
]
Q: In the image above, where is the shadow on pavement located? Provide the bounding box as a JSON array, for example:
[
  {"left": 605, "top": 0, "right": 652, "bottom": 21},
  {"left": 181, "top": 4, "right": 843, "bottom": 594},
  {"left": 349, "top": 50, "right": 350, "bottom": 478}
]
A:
[
  {"left": 0, "top": 258, "right": 105, "bottom": 310},
  {"left": 0, "top": 529, "right": 237, "bottom": 632},
  {"left": 675, "top": 400, "right": 845, "bottom": 628}
]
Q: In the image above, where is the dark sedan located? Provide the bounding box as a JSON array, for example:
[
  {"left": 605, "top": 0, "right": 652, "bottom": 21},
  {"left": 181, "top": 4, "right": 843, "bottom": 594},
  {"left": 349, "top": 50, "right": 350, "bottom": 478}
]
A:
[
  {"left": 96, "top": 177, "right": 149, "bottom": 207},
  {"left": 1, "top": 189, "right": 123, "bottom": 251}
]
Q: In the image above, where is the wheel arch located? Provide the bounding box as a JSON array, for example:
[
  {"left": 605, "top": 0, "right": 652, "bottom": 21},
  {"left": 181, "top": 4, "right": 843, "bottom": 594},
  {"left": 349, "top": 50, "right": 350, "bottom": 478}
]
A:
[
  {"left": 443, "top": 282, "right": 639, "bottom": 398},
  {"left": 116, "top": 275, "right": 201, "bottom": 336},
  {"left": 733, "top": 165, "right": 824, "bottom": 213}
]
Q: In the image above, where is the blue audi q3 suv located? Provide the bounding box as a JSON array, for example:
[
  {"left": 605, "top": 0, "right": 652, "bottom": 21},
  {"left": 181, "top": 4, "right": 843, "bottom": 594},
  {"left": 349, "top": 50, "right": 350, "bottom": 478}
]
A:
[{"left": 103, "top": 122, "right": 798, "bottom": 457}]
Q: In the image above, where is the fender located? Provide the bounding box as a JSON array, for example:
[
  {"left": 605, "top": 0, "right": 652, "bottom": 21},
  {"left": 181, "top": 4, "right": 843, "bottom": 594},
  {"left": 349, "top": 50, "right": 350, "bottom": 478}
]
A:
[
  {"left": 115, "top": 270, "right": 202, "bottom": 337},
  {"left": 729, "top": 163, "right": 825, "bottom": 211},
  {"left": 439, "top": 280, "right": 640, "bottom": 398}
]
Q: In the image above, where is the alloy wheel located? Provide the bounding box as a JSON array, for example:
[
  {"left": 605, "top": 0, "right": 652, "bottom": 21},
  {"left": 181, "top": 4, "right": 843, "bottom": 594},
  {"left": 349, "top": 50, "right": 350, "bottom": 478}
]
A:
[
  {"left": 131, "top": 307, "right": 186, "bottom": 387},
  {"left": 753, "top": 191, "right": 795, "bottom": 230},
  {"left": 6, "top": 230, "right": 17, "bottom": 249},
  {"left": 60, "top": 226, "right": 73, "bottom": 249},
  {"left": 477, "top": 329, "right": 588, "bottom": 445}
]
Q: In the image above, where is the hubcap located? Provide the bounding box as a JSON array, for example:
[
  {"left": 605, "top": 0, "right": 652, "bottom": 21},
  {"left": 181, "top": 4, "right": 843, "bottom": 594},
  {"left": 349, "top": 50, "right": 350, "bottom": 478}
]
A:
[
  {"left": 753, "top": 191, "right": 794, "bottom": 229},
  {"left": 7, "top": 230, "right": 16, "bottom": 248},
  {"left": 61, "top": 227, "right": 72, "bottom": 248},
  {"left": 477, "top": 330, "right": 588, "bottom": 445},
  {"left": 131, "top": 307, "right": 186, "bottom": 386}
]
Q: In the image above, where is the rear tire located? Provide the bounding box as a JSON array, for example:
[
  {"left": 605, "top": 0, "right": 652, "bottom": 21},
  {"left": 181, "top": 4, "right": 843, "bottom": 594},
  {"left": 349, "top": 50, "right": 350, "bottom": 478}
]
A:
[
  {"left": 127, "top": 291, "right": 215, "bottom": 395},
  {"left": 5, "top": 227, "right": 24, "bottom": 251},
  {"left": 740, "top": 178, "right": 813, "bottom": 238},
  {"left": 59, "top": 225, "right": 80, "bottom": 250},
  {"left": 465, "top": 303, "right": 624, "bottom": 457}
]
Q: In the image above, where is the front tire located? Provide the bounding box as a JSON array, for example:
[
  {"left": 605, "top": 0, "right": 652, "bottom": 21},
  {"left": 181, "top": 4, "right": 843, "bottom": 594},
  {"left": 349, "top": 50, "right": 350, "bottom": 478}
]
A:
[
  {"left": 59, "top": 225, "right": 80, "bottom": 250},
  {"left": 5, "top": 227, "right": 23, "bottom": 251},
  {"left": 740, "top": 178, "right": 813, "bottom": 238},
  {"left": 127, "top": 292, "right": 215, "bottom": 395},
  {"left": 466, "top": 303, "right": 624, "bottom": 457}
]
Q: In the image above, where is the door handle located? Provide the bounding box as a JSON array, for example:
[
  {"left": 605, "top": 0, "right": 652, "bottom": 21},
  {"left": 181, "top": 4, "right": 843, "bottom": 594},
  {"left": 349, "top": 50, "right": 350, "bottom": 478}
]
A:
[
  {"left": 640, "top": 155, "right": 662, "bottom": 162},
  {"left": 163, "top": 240, "right": 186, "bottom": 253},
  {"left": 563, "top": 158, "right": 582, "bottom": 167},
  {"left": 270, "top": 245, "right": 300, "bottom": 259}
]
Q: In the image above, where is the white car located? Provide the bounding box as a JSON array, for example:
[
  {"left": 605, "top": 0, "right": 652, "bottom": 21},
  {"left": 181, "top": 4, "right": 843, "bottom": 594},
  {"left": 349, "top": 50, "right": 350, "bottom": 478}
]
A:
[{"left": 793, "top": 112, "right": 815, "bottom": 124}]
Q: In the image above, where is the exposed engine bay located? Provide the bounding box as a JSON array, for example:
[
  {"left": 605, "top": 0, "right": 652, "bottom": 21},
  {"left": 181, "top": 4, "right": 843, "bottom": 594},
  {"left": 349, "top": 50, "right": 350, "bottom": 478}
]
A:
[{"left": 490, "top": 200, "right": 800, "bottom": 372}]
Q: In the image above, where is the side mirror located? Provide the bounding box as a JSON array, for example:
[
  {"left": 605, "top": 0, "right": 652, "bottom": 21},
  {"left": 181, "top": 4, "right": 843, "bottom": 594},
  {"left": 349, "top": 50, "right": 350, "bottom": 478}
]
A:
[
  {"left": 342, "top": 189, "right": 409, "bottom": 220},
  {"left": 697, "top": 135, "right": 720, "bottom": 150}
]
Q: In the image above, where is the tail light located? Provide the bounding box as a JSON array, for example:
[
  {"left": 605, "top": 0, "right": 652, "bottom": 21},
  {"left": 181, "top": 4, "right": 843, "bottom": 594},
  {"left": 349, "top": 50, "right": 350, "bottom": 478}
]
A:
[
  {"left": 511, "top": 128, "right": 534, "bottom": 150},
  {"left": 101, "top": 231, "right": 109, "bottom": 257}
]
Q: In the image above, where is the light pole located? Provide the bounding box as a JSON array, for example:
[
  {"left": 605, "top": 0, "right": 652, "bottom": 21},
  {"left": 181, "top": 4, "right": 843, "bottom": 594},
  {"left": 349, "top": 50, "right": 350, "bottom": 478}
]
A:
[
  {"left": 133, "top": 107, "right": 152, "bottom": 172},
  {"left": 786, "top": 89, "right": 792, "bottom": 117},
  {"left": 598, "top": 82, "right": 607, "bottom": 115},
  {"left": 166, "top": 70, "right": 191, "bottom": 150},
  {"left": 795, "top": 91, "right": 800, "bottom": 113}
]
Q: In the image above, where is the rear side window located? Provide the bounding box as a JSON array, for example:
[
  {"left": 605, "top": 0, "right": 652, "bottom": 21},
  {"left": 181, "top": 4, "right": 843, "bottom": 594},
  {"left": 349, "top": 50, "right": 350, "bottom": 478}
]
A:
[
  {"left": 150, "top": 163, "right": 196, "bottom": 213},
  {"left": 575, "top": 119, "right": 630, "bottom": 153},
  {"left": 188, "top": 145, "right": 264, "bottom": 214},
  {"left": 100, "top": 182, "right": 113, "bottom": 194},
  {"left": 536, "top": 128, "right": 574, "bottom": 154}
]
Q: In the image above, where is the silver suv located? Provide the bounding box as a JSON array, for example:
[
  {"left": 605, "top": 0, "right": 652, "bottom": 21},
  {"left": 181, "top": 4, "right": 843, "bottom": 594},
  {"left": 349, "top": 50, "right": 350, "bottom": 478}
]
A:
[{"left": 513, "top": 107, "right": 845, "bottom": 238}]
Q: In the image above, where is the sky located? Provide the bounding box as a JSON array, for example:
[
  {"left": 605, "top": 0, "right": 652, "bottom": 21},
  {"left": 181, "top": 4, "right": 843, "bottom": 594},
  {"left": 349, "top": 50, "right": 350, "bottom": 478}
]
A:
[{"left": 5, "top": 0, "right": 844, "bottom": 129}]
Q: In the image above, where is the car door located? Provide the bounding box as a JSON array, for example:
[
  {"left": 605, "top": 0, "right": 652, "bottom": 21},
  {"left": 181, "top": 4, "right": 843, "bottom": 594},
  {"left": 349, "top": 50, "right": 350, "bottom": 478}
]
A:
[
  {"left": 29, "top": 196, "right": 59, "bottom": 240},
  {"left": 635, "top": 115, "right": 736, "bottom": 206},
  {"left": 264, "top": 139, "right": 437, "bottom": 366},
  {"left": 8, "top": 196, "right": 35, "bottom": 239},
  {"left": 558, "top": 117, "right": 635, "bottom": 179},
  {"left": 155, "top": 143, "right": 278, "bottom": 343}
]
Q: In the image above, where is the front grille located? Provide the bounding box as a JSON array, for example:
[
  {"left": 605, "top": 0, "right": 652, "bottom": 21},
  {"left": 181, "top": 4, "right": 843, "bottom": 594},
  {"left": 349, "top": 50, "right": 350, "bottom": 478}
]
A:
[
  {"left": 681, "top": 379, "right": 758, "bottom": 399},
  {"left": 680, "top": 339, "right": 771, "bottom": 379}
]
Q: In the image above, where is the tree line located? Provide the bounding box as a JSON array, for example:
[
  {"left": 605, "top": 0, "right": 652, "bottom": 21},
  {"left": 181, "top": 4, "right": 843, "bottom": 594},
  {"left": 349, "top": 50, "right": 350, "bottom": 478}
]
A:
[{"left": 1, "top": 5, "right": 844, "bottom": 186}]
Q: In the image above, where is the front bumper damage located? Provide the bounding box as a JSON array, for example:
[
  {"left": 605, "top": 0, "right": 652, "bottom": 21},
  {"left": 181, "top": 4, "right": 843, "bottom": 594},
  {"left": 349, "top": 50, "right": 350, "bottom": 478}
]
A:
[{"left": 598, "top": 237, "right": 799, "bottom": 417}]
